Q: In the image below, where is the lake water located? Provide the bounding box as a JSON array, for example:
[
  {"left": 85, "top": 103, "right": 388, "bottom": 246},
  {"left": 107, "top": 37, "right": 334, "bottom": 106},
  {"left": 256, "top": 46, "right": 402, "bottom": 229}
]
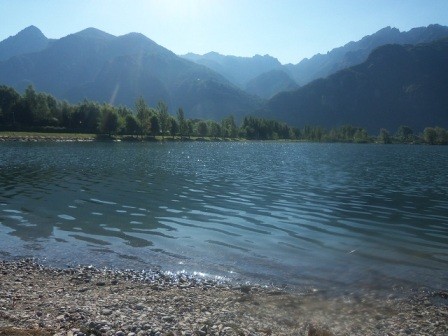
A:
[{"left": 0, "top": 141, "right": 447, "bottom": 291}]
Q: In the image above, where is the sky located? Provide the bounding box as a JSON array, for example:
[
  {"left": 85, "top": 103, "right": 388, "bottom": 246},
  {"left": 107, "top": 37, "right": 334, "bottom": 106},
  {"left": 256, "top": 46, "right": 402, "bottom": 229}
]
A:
[{"left": 1, "top": 0, "right": 448, "bottom": 64}]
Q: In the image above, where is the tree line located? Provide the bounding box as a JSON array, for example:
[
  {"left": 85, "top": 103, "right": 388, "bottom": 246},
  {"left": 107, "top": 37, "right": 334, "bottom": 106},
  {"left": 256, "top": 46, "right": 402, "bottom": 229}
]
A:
[
  {"left": 0, "top": 85, "right": 298, "bottom": 140},
  {"left": 1, "top": 85, "right": 447, "bottom": 144},
  {"left": 294, "top": 124, "right": 448, "bottom": 145}
]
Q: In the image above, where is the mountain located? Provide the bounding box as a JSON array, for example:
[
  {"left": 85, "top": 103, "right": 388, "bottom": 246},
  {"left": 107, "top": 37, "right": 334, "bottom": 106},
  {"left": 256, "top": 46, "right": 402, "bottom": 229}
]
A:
[
  {"left": 245, "top": 70, "right": 299, "bottom": 99},
  {"left": 181, "top": 52, "right": 282, "bottom": 88},
  {"left": 71, "top": 27, "right": 115, "bottom": 41},
  {"left": 0, "top": 27, "right": 260, "bottom": 120},
  {"left": 285, "top": 24, "right": 448, "bottom": 86},
  {"left": 0, "top": 26, "right": 49, "bottom": 61},
  {"left": 266, "top": 38, "right": 448, "bottom": 133},
  {"left": 181, "top": 25, "right": 448, "bottom": 98}
]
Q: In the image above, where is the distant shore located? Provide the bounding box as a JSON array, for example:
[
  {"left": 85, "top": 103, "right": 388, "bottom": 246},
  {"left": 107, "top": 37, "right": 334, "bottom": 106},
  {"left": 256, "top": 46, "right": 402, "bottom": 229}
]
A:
[
  {"left": 0, "top": 131, "right": 414, "bottom": 145},
  {"left": 0, "top": 132, "right": 96, "bottom": 142},
  {"left": 0, "top": 259, "right": 446, "bottom": 336},
  {"left": 2, "top": 131, "right": 445, "bottom": 145},
  {"left": 0, "top": 132, "right": 244, "bottom": 143}
]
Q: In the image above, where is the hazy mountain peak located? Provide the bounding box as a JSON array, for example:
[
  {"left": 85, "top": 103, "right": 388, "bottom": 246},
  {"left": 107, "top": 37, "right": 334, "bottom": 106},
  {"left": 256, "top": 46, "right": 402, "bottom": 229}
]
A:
[
  {"left": 376, "top": 26, "right": 398, "bottom": 33},
  {"left": 181, "top": 51, "right": 282, "bottom": 88},
  {"left": 254, "top": 54, "right": 274, "bottom": 59},
  {"left": 205, "top": 51, "right": 220, "bottom": 57},
  {"left": 202, "top": 51, "right": 279, "bottom": 62},
  {"left": 288, "top": 24, "right": 448, "bottom": 86},
  {"left": 246, "top": 69, "right": 298, "bottom": 99},
  {"left": 113, "top": 31, "right": 174, "bottom": 57},
  {"left": 18, "top": 25, "right": 45, "bottom": 37},
  {"left": 0, "top": 25, "right": 48, "bottom": 61},
  {"left": 3, "top": 25, "right": 47, "bottom": 42},
  {"left": 374, "top": 26, "right": 400, "bottom": 37},
  {"left": 118, "top": 32, "right": 155, "bottom": 43},
  {"left": 72, "top": 27, "right": 115, "bottom": 40}
]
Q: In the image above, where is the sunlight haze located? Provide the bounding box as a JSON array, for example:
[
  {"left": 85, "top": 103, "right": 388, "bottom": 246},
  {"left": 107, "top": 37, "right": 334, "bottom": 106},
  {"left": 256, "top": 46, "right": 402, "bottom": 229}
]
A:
[{"left": 1, "top": 0, "right": 448, "bottom": 64}]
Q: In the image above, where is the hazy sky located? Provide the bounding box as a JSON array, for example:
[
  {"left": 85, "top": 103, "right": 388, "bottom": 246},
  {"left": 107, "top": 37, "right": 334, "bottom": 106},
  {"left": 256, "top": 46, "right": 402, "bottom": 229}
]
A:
[{"left": 1, "top": 0, "right": 448, "bottom": 64}]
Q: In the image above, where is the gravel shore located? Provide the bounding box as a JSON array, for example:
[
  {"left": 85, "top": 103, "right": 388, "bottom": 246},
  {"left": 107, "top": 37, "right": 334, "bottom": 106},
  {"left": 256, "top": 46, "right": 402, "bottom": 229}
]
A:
[
  {"left": 0, "top": 134, "right": 95, "bottom": 142},
  {"left": 0, "top": 259, "right": 446, "bottom": 336}
]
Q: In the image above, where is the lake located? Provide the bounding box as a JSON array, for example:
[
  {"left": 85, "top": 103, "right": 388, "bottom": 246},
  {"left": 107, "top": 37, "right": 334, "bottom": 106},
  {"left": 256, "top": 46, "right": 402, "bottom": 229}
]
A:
[{"left": 0, "top": 141, "right": 447, "bottom": 292}]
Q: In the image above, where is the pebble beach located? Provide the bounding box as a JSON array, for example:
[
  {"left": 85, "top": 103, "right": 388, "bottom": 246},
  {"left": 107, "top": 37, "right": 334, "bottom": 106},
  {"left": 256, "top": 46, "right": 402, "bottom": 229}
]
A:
[{"left": 0, "top": 259, "right": 447, "bottom": 336}]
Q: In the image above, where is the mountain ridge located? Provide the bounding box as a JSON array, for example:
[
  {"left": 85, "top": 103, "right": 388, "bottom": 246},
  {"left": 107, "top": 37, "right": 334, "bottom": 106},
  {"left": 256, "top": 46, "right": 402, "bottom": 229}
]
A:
[
  {"left": 0, "top": 25, "right": 49, "bottom": 62},
  {"left": 1, "top": 24, "right": 447, "bottom": 128},
  {"left": 71, "top": 27, "right": 116, "bottom": 41},
  {"left": 285, "top": 24, "right": 448, "bottom": 86},
  {"left": 180, "top": 24, "right": 448, "bottom": 97},
  {"left": 0, "top": 26, "right": 261, "bottom": 121},
  {"left": 245, "top": 69, "right": 299, "bottom": 99},
  {"left": 181, "top": 52, "right": 282, "bottom": 89},
  {"left": 265, "top": 37, "right": 448, "bottom": 133}
]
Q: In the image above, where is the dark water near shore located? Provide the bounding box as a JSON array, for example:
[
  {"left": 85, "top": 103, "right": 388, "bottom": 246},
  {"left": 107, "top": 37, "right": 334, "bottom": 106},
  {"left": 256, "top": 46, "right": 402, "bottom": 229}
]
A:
[{"left": 0, "top": 142, "right": 447, "bottom": 291}]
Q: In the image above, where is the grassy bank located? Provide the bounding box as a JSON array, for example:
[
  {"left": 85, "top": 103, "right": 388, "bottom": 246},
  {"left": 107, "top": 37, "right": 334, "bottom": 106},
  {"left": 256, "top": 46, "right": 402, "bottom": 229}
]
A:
[
  {"left": 0, "top": 131, "right": 245, "bottom": 142},
  {"left": 0, "top": 131, "right": 97, "bottom": 141}
]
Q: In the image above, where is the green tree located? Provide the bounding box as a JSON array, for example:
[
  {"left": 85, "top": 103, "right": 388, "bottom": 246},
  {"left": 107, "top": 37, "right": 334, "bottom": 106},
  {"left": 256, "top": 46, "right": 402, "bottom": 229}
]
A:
[
  {"left": 0, "top": 85, "right": 21, "bottom": 126},
  {"left": 177, "top": 108, "right": 187, "bottom": 139},
  {"left": 117, "top": 106, "right": 133, "bottom": 118},
  {"left": 116, "top": 106, "right": 134, "bottom": 133},
  {"left": 241, "top": 116, "right": 259, "bottom": 139},
  {"left": 378, "top": 128, "right": 391, "bottom": 144},
  {"left": 186, "top": 120, "right": 194, "bottom": 138},
  {"left": 150, "top": 114, "right": 160, "bottom": 137},
  {"left": 99, "top": 105, "right": 118, "bottom": 136},
  {"left": 169, "top": 117, "right": 178, "bottom": 139},
  {"left": 24, "top": 85, "right": 37, "bottom": 108},
  {"left": 353, "top": 128, "right": 369, "bottom": 143},
  {"left": 197, "top": 120, "right": 208, "bottom": 137},
  {"left": 86, "top": 102, "right": 101, "bottom": 133},
  {"left": 45, "top": 94, "right": 61, "bottom": 126},
  {"left": 395, "top": 125, "right": 414, "bottom": 143},
  {"left": 157, "top": 101, "right": 170, "bottom": 140},
  {"left": 221, "top": 115, "right": 238, "bottom": 138},
  {"left": 209, "top": 121, "right": 221, "bottom": 139},
  {"left": 34, "top": 93, "right": 51, "bottom": 126},
  {"left": 74, "top": 100, "right": 101, "bottom": 133},
  {"left": 60, "top": 101, "right": 74, "bottom": 130},
  {"left": 300, "top": 125, "right": 324, "bottom": 141},
  {"left": 434, "top": 127, "right": 448, "bottom": 145},
  {"left": 340, "top": 125, "right": 357, "bottom": 141},
  {"left": 423, "top": 127, "right": 437, "bottom": 144},
  {"left": 135, "top": 97, "right": 151, "bottom": 136},
  {"left": 16, "top": 85, "right": 39, "bottom": 125},
  {"left": 125, "top": 114, "right": 140, "bottom": 135}
]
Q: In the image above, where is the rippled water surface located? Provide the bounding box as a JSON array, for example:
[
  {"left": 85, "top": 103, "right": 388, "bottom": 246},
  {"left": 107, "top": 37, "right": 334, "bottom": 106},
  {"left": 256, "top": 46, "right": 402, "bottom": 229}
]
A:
[{"left": 0, "top": 142, "right": 447, "bottom": 290}]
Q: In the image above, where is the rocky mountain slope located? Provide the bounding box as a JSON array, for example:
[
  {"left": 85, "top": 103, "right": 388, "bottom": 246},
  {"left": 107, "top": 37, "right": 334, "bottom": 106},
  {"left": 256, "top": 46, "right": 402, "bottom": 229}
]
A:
[
  {"left": 0, "top": 27, "right": 260, "bottom": 121},
  {"left": 266, "top": 38, "right": 448, "bottom": 133}
]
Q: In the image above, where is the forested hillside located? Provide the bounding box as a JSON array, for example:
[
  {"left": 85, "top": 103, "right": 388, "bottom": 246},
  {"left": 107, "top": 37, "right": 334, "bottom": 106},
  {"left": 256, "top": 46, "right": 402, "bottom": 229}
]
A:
[
  {"left": 266, "top": 38, "right": 448, "bottom": 133},
  {"left": 284, "top": 24, "right": 448, "bottom": 86}
]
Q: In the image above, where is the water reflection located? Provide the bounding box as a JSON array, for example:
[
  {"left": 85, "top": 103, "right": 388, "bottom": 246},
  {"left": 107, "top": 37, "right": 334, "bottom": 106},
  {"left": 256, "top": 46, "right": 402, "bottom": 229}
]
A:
[{"left": 0, "top": 142, "right": 447, "bottom": 290}]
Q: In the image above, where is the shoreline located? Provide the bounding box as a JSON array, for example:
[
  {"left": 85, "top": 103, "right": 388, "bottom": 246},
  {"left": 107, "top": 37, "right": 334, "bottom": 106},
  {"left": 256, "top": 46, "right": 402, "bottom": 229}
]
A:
[
  {"left": 0, "top": 132, "right": 242, "bottom": 143},
  {"left": 0, "top": 259, "right": 446, "bottom": 336},
  {"left": 0, "top": 131, "right": 437, "bottom": 145},
  {"left": 0, "top": 132, "right": 96, "bottom": 142}
]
